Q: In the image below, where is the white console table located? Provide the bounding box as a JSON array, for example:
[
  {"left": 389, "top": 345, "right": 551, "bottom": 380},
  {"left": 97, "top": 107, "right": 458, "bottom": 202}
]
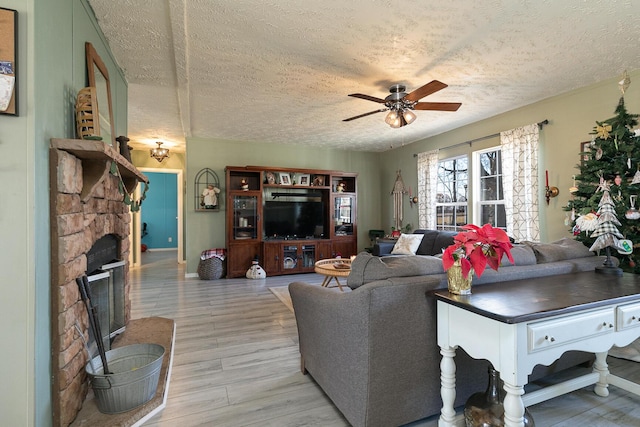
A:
[{"left": 433, "top": 271, "right": 640, "bottom": 427}]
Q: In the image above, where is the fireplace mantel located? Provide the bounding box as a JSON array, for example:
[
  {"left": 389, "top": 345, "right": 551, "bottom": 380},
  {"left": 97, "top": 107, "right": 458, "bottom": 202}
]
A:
[{"left": 50, "top": 138, "right": 148, "bottom": 202}]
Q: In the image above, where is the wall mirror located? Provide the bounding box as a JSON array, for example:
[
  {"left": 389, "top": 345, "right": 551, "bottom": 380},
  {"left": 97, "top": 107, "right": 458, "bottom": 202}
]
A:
[{"left": 85, "top": 42, "right": 115, "bottom": 146}]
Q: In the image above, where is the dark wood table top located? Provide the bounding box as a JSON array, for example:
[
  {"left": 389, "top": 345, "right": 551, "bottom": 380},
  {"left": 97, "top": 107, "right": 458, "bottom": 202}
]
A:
[{"left": 431, "top": 271, "right": 640, "bottom": 324}]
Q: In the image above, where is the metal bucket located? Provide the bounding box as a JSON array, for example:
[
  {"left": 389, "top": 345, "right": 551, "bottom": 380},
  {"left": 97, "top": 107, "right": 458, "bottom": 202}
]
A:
[{"left": 85, "top": 343, "right": 165, "bottom": 414}]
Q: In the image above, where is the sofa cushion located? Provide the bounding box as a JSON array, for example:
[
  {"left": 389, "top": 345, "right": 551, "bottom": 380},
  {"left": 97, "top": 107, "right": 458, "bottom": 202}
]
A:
[
  {"left": 391, "top": 233, "right": 424, "bottom": 255},
  {"left": 347, "top": 252, "right": 444, "bottom": 289},
  {"left": 524, "top": 237, "right": 594, "bottom": 263},
  {"left": 500, "top": 244, "right": 537, "bottom": 266}
]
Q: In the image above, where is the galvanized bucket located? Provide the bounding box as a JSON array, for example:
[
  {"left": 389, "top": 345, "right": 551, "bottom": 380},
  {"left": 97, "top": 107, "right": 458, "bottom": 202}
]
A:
[{"left": 85, "top": 343, "right": 165, "bottom": 414}]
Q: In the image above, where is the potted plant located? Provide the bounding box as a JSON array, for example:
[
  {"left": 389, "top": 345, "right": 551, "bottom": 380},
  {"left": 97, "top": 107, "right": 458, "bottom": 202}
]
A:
[
  {"left": 442, "top": 224, "right": 514, "bottom": 294},
  {"left": 391, "top": 224, "right": 412, "bottom": 237}
]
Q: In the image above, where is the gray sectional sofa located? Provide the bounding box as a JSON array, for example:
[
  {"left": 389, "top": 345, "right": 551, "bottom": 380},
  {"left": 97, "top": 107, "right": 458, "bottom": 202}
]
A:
[{"left": 289, "top": 232, "right": 612, "bottom": 427}]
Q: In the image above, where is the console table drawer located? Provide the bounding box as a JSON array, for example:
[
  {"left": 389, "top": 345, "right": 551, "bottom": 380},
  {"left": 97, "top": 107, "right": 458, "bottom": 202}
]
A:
[
  {"left": 617, "top": 302, "right": 640, "bottom": 330},
  {"left": 528, "top": 308, "right": 614, "bottom": 352}
]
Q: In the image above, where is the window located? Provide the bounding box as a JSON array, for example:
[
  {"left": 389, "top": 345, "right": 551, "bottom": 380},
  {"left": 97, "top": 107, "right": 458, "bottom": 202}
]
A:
[
  {"left": 435, "top": 156, "right": 468, "bottom": 231},
  {"left": 475, "top": 148, "right": 506, "bottom": 229}
]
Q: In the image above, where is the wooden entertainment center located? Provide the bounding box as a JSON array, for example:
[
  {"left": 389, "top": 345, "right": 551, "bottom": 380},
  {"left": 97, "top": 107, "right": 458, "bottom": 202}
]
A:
[{"left": 225, "top": 166, "right": 358, "bottom": 278}]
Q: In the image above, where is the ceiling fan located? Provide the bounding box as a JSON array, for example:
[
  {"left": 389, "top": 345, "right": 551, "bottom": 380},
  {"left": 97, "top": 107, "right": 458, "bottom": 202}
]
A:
[{"left": 343, "top": 80, "right": 461, "bottom": 128}]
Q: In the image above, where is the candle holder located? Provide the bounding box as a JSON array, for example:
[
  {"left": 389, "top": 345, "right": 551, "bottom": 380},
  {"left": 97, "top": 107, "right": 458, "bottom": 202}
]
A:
[{"left": 545, "top": 185, "right": 559, "bottom": 205}]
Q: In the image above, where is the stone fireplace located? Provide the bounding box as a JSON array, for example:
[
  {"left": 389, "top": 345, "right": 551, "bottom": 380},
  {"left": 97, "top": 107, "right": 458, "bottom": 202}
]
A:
[{"left": 49, "top": 139, "right": 146, "bottom": 426}]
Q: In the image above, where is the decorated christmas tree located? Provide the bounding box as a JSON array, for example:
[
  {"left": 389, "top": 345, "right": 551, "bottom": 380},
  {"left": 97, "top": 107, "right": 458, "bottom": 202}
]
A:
[{"left": 568, "top": 72, "right": 640, "bottom": 272}]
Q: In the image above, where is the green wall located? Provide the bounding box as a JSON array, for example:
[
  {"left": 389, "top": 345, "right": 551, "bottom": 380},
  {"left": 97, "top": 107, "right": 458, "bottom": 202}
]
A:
[
  {"left": 0, "top": 1, "right": 128, "bottom": 425},
  {"left": 184, "top": 138, "right": 380, "bottom": 272},
  {"left": 381, "top": 70, "right": 640, "bottom": 242}
]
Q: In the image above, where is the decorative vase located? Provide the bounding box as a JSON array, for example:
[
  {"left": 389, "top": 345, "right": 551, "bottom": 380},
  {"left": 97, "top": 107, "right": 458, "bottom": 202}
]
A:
[
  {"left": 464, "top": 364, "right": 535, "bottom": 427},
  {"left": 447, "top": 260, "right": 473, "bottom": 295}
]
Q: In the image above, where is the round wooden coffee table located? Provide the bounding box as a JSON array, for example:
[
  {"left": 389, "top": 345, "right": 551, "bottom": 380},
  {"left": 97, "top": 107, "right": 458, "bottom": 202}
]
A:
[{"left": 314, "top": 258, "right": 352, "bottom": 291}]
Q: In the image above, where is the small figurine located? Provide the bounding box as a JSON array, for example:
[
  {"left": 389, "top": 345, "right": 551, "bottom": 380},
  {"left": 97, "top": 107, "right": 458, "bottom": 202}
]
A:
[
  {"left": 201, "top": 184, "right": 221, "bottom": 209},
  {"left": 240, "top": 179, "right": 249, "bottom": 191},
  {"left": 246, "top": 259, "right": 266, "bottom": 279},
  {"left": 337, "top": 182, "right": 345, "bottom": 192}
]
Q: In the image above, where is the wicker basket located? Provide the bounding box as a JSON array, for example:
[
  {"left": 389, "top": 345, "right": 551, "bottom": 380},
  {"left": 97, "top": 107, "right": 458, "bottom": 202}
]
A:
[
  {"left": 197, "top": 256, "right": 226, "bottom": 280},
  {"left": 75, "top": 87, "right": 100, "bottom": 139}
]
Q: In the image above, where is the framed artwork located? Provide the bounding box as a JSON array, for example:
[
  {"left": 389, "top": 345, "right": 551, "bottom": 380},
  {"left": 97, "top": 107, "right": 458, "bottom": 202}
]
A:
[
  {"left": 278, "top": 172, "right": 291, "bottom": 185},
  {"left": 312, "top": 175, "right": 325, "bottom": 186},
  {"left": 297, "top": 174, "right": 310, "bottom": 186},
  {"left": 0, "top": 8, "right": 18, "bottom": 116},
  {"left": 580, "top": 141, "right": 591, "bottom": 164},
  {"left": 265, "top": 171, "right": 276, "bottom": 184}
]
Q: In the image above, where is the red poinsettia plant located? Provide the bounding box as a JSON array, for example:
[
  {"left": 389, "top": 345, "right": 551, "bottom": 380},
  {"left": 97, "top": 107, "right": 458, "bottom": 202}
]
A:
[{"left": 442, "top": 224, "right": 514, "bottom": 279}]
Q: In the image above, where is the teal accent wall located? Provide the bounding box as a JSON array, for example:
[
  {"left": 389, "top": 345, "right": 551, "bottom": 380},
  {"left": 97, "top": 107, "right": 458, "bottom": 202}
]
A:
[
  {"left": 142, "top": 172, "right": 179, "bottom": 249},
  {"left": 0, "top": 1, "right": 128, "bottom": 425}
]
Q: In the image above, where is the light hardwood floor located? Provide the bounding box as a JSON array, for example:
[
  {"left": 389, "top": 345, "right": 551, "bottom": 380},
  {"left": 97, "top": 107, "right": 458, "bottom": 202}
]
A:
[{"left": 137, "top": 250, "right": 640, "bottom": 426}]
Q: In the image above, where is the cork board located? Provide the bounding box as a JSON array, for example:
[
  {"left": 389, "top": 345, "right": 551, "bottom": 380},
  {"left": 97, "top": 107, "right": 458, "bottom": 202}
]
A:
[{"left": 0, "top": 8, "right": 17, "bottom": 116}]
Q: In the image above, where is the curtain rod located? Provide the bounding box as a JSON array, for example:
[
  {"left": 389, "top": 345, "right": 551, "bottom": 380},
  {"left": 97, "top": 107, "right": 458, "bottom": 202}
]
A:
[{"left": 413, "top": 119, "right": 549, "bottom": 157}]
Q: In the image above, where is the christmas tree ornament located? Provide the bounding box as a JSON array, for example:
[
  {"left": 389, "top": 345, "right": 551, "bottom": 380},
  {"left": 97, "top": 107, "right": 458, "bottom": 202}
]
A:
[
  {"left": 575, "top": 212, "right": 598, "bottom": 232},
  {"left": 596, "top": 123, "right": 612, "bottom": 139},
  {"left": 617, "top": 239, "right": 633, "bottom": 255},
  {"left": 615, "top": 174, "right": 622, "bottom": 186},
  {"left": 564, "top": 212, "right": 570, "bottom": 226},
  {"left": 626, "top": 195, "right": 640, "bottom": 220},
  {"left": 631, "top": 169, "right": 640, "bottom": 185},
  {"left": 595, "top": 146, "right": 603, "bottom": 160},
  {"left": 569, "top": 175, "right": 578, "bottom": 193},
  {"left": 619, "top": 70, "right": 631, "bottom": 95}
]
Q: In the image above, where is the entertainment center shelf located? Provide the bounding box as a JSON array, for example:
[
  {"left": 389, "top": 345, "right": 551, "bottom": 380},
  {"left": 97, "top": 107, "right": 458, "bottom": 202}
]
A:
[{"left": 225, "top": 166, "right": 357, "bottom": 278}]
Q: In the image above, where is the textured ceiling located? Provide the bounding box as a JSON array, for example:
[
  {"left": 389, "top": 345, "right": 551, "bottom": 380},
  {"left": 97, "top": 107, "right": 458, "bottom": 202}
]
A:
[{"left": 88, "top": 0, "right": 640, "bottom": 153}]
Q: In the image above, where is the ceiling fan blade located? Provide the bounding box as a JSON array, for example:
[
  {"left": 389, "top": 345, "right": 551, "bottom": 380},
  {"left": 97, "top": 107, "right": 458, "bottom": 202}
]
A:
[
  {"left": 343, "top": 109, "right": 387, "bottom": 122},
  {"left": 348, "top": 93, "right": 387, "bottom": 103},
  {"left": 404, "top": 80, "right": 448, "bottom": 102},
  {"left": 413, "top": 102, "right": 462, "bottom": 112}
]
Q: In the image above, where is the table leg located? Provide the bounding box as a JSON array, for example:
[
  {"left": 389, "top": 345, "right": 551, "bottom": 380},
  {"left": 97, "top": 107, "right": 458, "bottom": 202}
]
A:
[
  {"left": 439, "top": 345, "right": 457, "bottom": 427},
  {"left": 594, "top": 351, "right": 610, "bottom": 397},
  {"left": 320, "top": 276, "right": 330, "bottom": 287},
  {"left": 334, "top": 277, "right": 344, "bottom": 291},
  {"left": 502, "top": 381, "right": 525, "bottom": 427}
]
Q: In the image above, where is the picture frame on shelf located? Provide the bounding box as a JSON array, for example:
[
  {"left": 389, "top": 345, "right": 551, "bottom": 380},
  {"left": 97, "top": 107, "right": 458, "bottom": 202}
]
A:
[
  {"left": 265, "top": 171, "right": 276, "bottom": 184},
  {"left": 297, "top": 174, "right": 310, "bottom": 186},
  {"left": 312, "top": 175, "right": 325, "bottom": 186},
  {"left": 278, "top": 172, "right": 291, "bottom": 185}
]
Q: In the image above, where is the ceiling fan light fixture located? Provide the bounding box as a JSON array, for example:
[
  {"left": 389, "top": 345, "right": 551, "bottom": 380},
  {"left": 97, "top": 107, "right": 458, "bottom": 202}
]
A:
[
  {"left": 150, "top": 141, "right": 170, "bottom": 162},
  {"left": 385, "top": 110, "right": 398, "bottom": 125},
  {"left": 403, "top": 109, "right": 417, "bottom": 124},
  {"left": 389, "top": 116, "right": 403, "bottom": 128}
]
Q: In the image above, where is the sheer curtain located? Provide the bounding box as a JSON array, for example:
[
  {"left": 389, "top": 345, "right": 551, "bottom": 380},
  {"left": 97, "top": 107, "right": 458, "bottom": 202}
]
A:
[
  {"left": 500, "top": 123, "right": 540, "bottom": 241},
  {"left": 417, "top": 150, "right": 439, "bottom": 229}
]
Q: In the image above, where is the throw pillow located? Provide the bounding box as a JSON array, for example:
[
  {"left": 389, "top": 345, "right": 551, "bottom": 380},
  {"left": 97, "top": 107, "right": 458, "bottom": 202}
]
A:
[
  {"left": 499, "top": 244, "right": 537, "bottom": 266},
  {"left": 391, "top": 233, "right": 424, "bottom": 255}
]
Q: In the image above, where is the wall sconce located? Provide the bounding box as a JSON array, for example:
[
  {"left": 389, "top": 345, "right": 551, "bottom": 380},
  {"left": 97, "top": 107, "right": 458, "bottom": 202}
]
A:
[
  {"left": 545, "top": 170, "right": 559, "bottom": 205},
  {"left": 150, "top": 141, "right": 169, "bottom": 162}
]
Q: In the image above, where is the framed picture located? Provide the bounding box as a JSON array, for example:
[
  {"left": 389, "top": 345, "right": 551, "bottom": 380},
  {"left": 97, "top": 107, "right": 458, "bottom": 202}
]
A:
[
  {"left": 580, "top": 141, "right": 591, "bottom": 164},
  {"left": 265, "top": 171, "right": 276, "bottom": 184},
  {"left": 312, "top": 175, "right": 325, "bottom": 186},
  {"left": 297, "top": 174, "right": 310, "bottom": 186},
  {"left": 0, "top": 8, "right": 18, "bottom": 116},
  {"left": 278, "top": 172, "right": 291, "bottom": 185}
]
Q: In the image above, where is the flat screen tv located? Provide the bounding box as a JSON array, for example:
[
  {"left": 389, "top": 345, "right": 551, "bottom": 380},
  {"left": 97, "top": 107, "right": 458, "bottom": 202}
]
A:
[{"left": 263, "top": 200, "right": 326, "bottom": 239}]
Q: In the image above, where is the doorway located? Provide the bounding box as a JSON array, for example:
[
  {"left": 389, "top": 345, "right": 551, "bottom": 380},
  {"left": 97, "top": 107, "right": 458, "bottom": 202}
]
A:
[{"left": 131, "top": 168, "right": 184, "bottom": 267}]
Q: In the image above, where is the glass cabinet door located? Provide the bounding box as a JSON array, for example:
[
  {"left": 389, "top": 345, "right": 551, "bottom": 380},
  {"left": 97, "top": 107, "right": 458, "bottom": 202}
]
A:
[
  {"left": 282, "top": 245, "right": 298, "bottom": 270},
  {"left": 233, "top": 195, "right": 258, "bottom": 240},
  {"left": 301, "top": 245, "right": 316, "bottom": 268},
  {"left": 334, "top": 196, "right": 354, "bottom": 236}
]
